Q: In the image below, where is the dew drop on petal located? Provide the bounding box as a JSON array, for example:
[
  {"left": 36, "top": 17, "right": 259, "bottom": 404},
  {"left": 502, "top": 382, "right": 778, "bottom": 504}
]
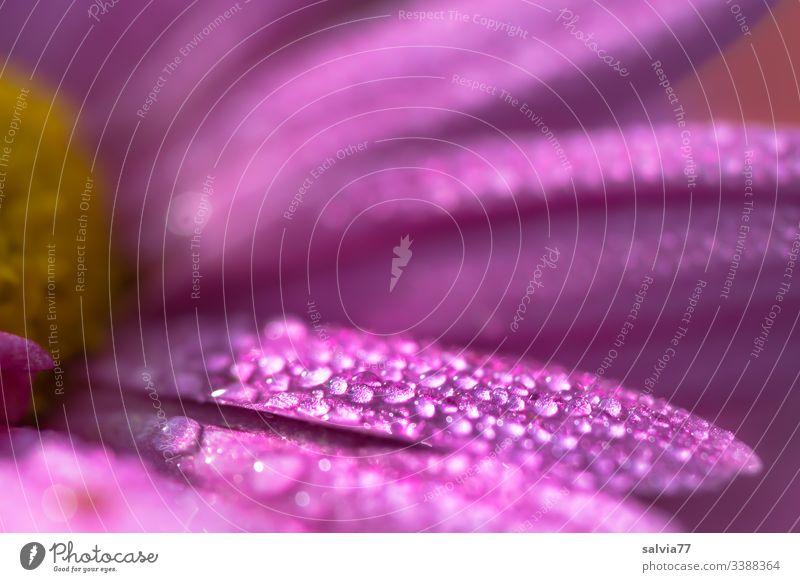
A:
[
  {"left": 259, "top": 355, "right": 285, "bottom": 375},
  {"left": 533, "top": 396, "right": 559, "bottom": 417},
  {"left": 296, "top": 366, "right": 332, "bottom": 388},
  {"left": 154, "top": 416, "right": 202, "bottom": 456},
  {"left": 352, "top": 371, "right": 382, "bottom": 387},
  {"left": 383, "top": 383, "right": 415, "bottom": 403},
  {"left": 475, "top": 388, "right": 492, "bottom": 401},
  {"left": 599, "top": 397, "right": 622, "bottom": 418},
  {"left": 609, "top": 423, "right": 626, "bottom": 439},
  {"left": 230, "top": 362, "right": 256, "bottom": 382},
  {"left": 350, "top": 384, "right": 374, "bottom": 403},
  {"left": 450, "top": 418, "right": 473, "bottom": 435},
  {"left": 299, "top": 398, "right": 331, "bottom": 417},
  {"left": 492, "top": 389, "right": 509, "bottom": 405},
  {"left": 420, "top": 374, "right": 446, "bottom": 388},
  {"left": 415, "top": 399, "right": 436, "bottom": 418},
  {"left": 266, "top": 393, "right": 300, "bottom": 409},
  {"left": 567, "top": 397, "right": 592, "bottom": 417},
  {"left": 212, "top": 383, "right": 259, "bottom": 404},
  {"left": 327, "top": 376, "right": 348, "bottom": 395}
]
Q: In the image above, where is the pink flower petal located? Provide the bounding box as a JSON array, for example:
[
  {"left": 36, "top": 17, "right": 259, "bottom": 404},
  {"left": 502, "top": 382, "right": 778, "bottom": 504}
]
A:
[
  {"left": 1, "top": 0, "right": 785, "bottom": 534},
  {"left": 0, "top": 428, "right": 286, "bottom": 532},
  {"left": 1, "top": 1, "right": 772, "bottom": 270},
  {"left": 99, "top": 316, "right": 760, "bottom": 498},
  {"left": 63, "top": 396, "right": 672, "bottom": 532},
  {"left": 0, "top": 333, "right": 53, "bottom": 425}
]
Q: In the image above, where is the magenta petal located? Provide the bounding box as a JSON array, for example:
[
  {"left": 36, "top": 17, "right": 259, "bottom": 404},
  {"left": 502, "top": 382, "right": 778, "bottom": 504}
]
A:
[
  {"left": 0, "top": 332, "right": 53, "bottom": 425},
  {"left": 159, "top": 417, "right": 671, "bottom": 532},
  {"left": 256, "top": 124, "right": 800, "bottom": 399},
  {"left": 0, "top": 428, "right": 283, "bottom": 532},
  {"left": 151, "top": 123, "right": 800, "bottom": 333},
  {"left": 1, "top": 1, "right": 769, "bottom": 270},
  {"left": 284, "top": 124, "right": 798, "bottom": 231},
  {"left": 99, "top": 316, "right": 760, "bottom": 498},
  {"left": 67, "top": 396, "right": 672, "bottom": 532},
  {"left": 0, "top": 331, "right": 52, "bottom": 372}
]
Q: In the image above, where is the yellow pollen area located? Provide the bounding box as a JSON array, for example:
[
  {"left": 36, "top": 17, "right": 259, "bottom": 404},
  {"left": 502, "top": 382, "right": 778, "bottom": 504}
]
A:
[{"left": 0, "top": 71, "right": 115, "bottom": 388}]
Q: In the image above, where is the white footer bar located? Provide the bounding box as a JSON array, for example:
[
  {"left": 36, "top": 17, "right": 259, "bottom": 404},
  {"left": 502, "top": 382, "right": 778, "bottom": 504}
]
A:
[{"left": 1, "top": 533, "right": 798, "bottom": 581}]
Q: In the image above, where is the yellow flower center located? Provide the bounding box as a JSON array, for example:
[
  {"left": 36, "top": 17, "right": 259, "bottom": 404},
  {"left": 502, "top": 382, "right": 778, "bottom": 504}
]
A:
[{"left": 0, "top": 71, "right": 113, "bottom": 377}]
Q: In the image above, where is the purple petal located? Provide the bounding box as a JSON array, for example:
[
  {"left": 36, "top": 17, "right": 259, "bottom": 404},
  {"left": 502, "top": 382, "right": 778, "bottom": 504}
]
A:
[
  {"left": 0, "top": 333, "right": 52, "bottom": 425},
  {"left": 0, "top": 1, "right": 772, "bottom": 270},
  {"left": 251, "top": 124, "right": 799, "bottom": 395},
  {"left": 61, "top": 395, "right": 672, "bottom": 532},
  {"left": 98, "top": 316, "right": 760, "bottom": 497},
  {"left": 0, "top": 428, "right": 284, "bottom": 531}
]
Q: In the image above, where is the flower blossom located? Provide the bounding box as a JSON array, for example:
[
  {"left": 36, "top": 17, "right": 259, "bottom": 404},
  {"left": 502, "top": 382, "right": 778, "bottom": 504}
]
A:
[{"left": 0, "top": 0, "right": 796, "bottom": 532}]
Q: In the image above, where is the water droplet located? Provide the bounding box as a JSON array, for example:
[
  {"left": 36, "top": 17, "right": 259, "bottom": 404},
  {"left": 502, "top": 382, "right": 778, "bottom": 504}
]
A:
[
  {"left": 450, "top": 418, "right": 473, "bottom": 435},
  {"left": 567, "top": 397, "right": 592, "bottom": 417},
  {"left": 264, "top": 372, "right": 290, "bottom": 392},
  {"left": 672, "top": 448, "right": 691, "bottom": 461},
  {"left": 212, "top": 383, "right": 259, "bottom": 404},
  {"left": 599, "top": 397, "right": 622, "bottom": 418},
  {"left": 532, "top": 427, "right": 552, "bottom": 442},
  {"left": 352, "top": 371, "right": 382, "bottom": 387},
  {"left": 295, "top": 491, "right": 311, "bottom": 507},
  {"left": 385, "top": 357, "right": 407, "bottom": 370},
  {"left": 448, "top": 356, "right": 468, "bottom": 371},
  {"left": 492, "top": 389, "right": 509, "bottom": 405},
  {"left": 230, "top": 362, "right": 256, "bottom": 382},
  {"left": 299, "top": 398, "right": 331, "bottom": 417},
  {"left": 383, "top": 383, "right": 415, "bottom": 403},
  {"left": 516, "top": 374, "right": 536, "bottom": 389},
  {"left": 608, "top": 423, "right": 626, "bottom": 438},
  {"left": 501, "top": 422, "right": 526, "bottom": 438},
  {"left": 475, "top": 388, "right": 492, "bottom": 401},
  {"left": 266, "top": 393, "right": 300, "bottom": 409},
  {"left": 258, "top": 355, "right": 285, "bottom": 375},
  {"left": 415, "top": 399, "right": 436, "bottom": 418},
  {"left": 350, "top": 384, "right": 374, "bottom": 403},
  {"left": 411, "top": 360, "right": 435, "bottom": 374},
  {"left": 555, "top": 434, "right": 578, "bottom": 450},
  {"left": 533, "top": 396, "right": 559, "bottom": 417},
  {"left": 154, "top": 416, "right": 202, "bottom": 456},
  {"left": 553, "top": 378, "right": 572, "bottom": 391},
  {"left": 327, "top": 376, "right": 348, "bottom": 395},
  {"left": 421, "top": 374, "right": 446, "bottom": 388},
  {"left": 263, "top": 319, "right": 307, "bottom": 341},
  {"left": 295, "top": 366, "right": 332, "bottom": 388},
  {"left": 454, "top": 376, "right": 478, "bottom": 390},
  {"left": 395, "top": 339, "right": 419, "bottom": 354}
]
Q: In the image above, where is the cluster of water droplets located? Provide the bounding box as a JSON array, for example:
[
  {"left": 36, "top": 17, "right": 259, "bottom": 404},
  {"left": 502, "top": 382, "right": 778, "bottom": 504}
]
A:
[
  {"left": 128, "top": 408, "right": 669, "bottom": 532},
  {"left": 128, "top": 317, "right": 760, "bottom": 496}
]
